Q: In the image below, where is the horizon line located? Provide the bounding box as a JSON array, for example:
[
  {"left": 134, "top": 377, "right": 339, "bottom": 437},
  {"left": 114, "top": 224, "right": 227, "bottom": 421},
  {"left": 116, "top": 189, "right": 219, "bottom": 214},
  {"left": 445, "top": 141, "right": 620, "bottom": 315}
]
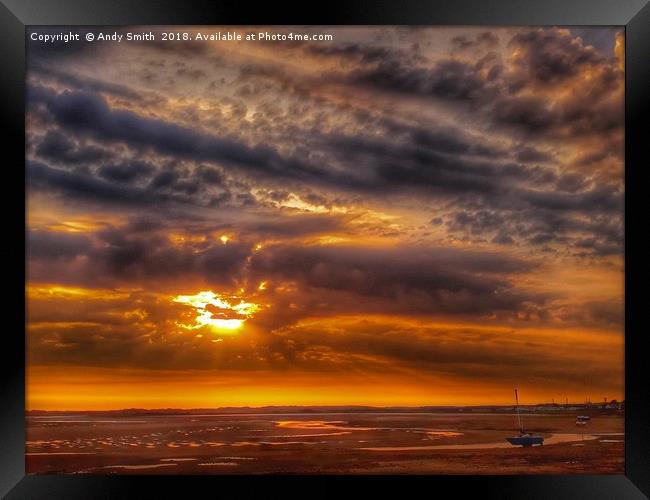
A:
[{"left": 27, "top": 401, "right": 625, "bottom": 413}]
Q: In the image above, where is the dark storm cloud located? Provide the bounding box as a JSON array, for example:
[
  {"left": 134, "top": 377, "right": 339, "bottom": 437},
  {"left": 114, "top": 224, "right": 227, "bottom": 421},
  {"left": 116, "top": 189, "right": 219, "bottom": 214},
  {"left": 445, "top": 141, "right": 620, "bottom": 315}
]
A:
[
  {"left": 28, "top": 85, "right": 545, "bottom": 205},
  {"left": 27, "top": 216, "right": 545, "bottom": 319},
  {"left": 27, "top": 224, "right": 254, "bottom": 288},
  {"left": 248, "top": 213, "right": 348, "bottom": 238},
  {"left": 97, "top": 161, "right": 156, "bottom": 183},
  {"left": 343, "top": 28, "right": 622, "bottom": 143},
  {"left": 323, "top": 130, "right": 534, "bottom": 197},
  {"left": 27, "top": 83, "right": 622, "bottom": 259},
  {"left": 508, "top": 29, "right": 604, "bottom": 85},
  {"left": 306, "top": 43, "right": 416, "bottom": 65},
  {"left": 445, "top": 197, "right": 623, "bottom": 255},
  {"left": 26, "top": 304, "right": 622, "bottom": 382},
  {"left": 149, "top": 169, "right": 180, "bottom": 189},
  {"left": 196, "top": 165, "right": 225, "bottom": 185},
  {"left": 492, "top": 232, "right": 514, "bottom": 245},
  {"left": 521, "top": 185, "right": 622, "bottom": 213},
  {"left": 26, "top": 208, "right": 353, "bottom": 289},
  {"left": 29, "top": 85, "right": 562, "bottom": 203},
  {"left": 574, "top": 237, "right": 621, "bottom": 257},
  {"left": 28, "top": 155, "right": 236, "bottom": 212},
  {"left": 176, "top": 67, "right": 208, "bottom": 80},
  {"left": 27, "top": 229, "right": 93, "bottom": 260},
  {"left": 251, "top": 244, "right": 543, "bottom": 316},
  {"left": 555, "top": 173, "right": 589, "bottom": 193},
  {"left": 528, "top": 233, "right": 556, "bottom": 246},
  {"left": 405, "top": 127, "right": 505, "bottom": 158},
  {"left": 25, "top": 28, "right": 622, "bottom": 261},
  {"left": 35, "top": 130, "right": 111, "bottom": 165},
  {"left": 28, "top": 160, "right": 163, "bottom": 205},
  {"left": 492, "top": 95, "right": 557, "bottom": 133},
  {"left": 515, "top": 145, "right": 552, "bottom": 163},
  {"left": 448, "top": 210, "right": 506, "bottom": 236},
  {"left": 29, "top": 86, "right": 327, "bottom": 183},
  {"left": 269, "top": 319, "right": 619, "bottom": 384},
  {"left": 31, "top": 64, "right": 149, "bottom": 102},
  {"left": 354, "top": 58, "right": 493, "bottom": 102},
  {"left": 451, "top": 32, "right": 499, "bottom": 51}
]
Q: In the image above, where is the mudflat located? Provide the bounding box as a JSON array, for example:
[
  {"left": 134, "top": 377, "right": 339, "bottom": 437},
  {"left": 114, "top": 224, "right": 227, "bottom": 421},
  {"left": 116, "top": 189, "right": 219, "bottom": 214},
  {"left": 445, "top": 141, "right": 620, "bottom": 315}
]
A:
[{"left": 26, "top": 412, "right": 624, "bottom": 474}]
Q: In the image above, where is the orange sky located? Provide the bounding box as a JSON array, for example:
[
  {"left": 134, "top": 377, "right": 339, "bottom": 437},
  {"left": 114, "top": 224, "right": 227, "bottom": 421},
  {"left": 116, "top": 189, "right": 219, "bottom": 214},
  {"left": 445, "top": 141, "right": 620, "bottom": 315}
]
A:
[{"left": 26, "top": 27, "right": 624, "bottom": 410}]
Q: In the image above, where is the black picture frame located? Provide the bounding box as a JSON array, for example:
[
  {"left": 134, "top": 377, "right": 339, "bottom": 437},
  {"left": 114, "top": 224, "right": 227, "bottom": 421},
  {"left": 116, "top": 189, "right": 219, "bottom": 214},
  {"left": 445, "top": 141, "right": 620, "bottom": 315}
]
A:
[{"left": 2, "top": 0, "right": 648, "bottom": 498}]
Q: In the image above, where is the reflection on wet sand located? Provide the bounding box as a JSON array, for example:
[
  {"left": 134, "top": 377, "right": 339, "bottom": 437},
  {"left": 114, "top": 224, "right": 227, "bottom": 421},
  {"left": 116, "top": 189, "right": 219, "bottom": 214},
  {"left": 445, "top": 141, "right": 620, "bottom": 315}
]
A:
[
  {"left": 198, "top": 462, "right": 239, "bottom": 467},
  {"left": 274, "top": 420, "right": 375, "bottom": 431},
  {"left": 104, "top": 464, "right": 178, "bottom": 470},
  {"left": 361, "top": 433, "right": 601, "bottom": 451}
]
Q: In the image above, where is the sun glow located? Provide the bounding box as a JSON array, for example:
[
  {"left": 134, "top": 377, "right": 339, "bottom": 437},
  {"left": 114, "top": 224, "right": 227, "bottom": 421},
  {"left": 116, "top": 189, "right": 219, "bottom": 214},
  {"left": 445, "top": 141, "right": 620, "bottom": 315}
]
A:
[{"left": 173, "top": 290, "right": 260, "bottom": 333}]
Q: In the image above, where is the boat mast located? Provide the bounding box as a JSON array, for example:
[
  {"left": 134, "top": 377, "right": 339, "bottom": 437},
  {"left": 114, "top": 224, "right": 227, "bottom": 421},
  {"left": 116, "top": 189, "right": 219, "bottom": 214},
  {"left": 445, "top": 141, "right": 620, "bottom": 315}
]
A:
[{"left": 515, "top": 388, "right": 523, "bottom": 434}]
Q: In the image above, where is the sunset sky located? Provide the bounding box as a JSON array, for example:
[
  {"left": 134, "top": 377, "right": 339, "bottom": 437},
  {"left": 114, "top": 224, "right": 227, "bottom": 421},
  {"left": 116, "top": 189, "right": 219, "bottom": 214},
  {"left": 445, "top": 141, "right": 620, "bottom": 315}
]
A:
[{"left": 26, "top": 27, "right": 624, "bottom": 410}]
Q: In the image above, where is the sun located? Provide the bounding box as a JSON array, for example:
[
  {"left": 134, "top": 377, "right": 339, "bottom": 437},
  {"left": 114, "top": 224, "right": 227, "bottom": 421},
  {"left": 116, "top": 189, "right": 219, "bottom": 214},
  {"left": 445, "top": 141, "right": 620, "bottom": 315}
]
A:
[{"left": 173, "top": 290, "right": 261, "bottom": 334}]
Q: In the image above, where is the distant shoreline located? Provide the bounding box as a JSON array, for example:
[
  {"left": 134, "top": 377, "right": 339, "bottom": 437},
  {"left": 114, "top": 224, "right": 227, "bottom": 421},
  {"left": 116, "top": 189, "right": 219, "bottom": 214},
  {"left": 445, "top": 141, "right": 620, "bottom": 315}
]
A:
[{"left": 27, "top": 403, "right": 624, "bottom": 416}]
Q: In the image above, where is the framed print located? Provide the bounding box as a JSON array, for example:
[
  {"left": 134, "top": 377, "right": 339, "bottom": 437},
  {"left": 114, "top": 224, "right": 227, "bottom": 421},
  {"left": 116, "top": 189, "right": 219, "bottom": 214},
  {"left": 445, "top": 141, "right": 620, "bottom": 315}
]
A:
[{"left": 1, "top": 0, "right": 649, "bottom": 498}]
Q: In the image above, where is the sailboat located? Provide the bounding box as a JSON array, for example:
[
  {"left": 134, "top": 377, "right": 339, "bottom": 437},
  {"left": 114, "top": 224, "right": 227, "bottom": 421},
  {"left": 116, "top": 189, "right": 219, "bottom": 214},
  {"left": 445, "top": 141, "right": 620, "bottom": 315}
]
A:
[{"left": 506, "top": 389, "right": 544, "bottom": 447}]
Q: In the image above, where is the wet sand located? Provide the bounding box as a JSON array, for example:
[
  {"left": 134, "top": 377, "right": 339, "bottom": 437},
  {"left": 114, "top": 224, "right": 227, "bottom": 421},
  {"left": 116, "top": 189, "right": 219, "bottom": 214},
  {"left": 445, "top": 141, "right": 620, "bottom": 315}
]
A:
[{"left": 26, "top": 412, "right": 624, "bottom": 474}]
